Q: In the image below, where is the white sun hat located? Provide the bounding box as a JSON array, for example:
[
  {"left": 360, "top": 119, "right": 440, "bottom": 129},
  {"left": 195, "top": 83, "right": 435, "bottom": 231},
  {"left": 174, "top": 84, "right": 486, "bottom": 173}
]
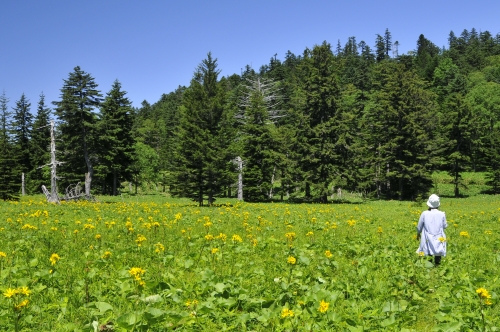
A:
[{"left": 427, "top": 194, "right": 440, "bottom": 208}]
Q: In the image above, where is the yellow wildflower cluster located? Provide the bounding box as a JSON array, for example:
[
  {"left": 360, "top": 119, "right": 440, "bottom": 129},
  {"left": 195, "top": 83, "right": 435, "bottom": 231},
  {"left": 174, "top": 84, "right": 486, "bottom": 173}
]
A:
[
  {"left": 438, "top": 237, "right": 446, "bottom": 243},
  {"left": 211, "top": 248, "right": 219, "bottom": 254},
  {"left": 154, "top": 243, "right": 165, "bottom": 253},
  {"left": 377, "top": 227, "right": 383, "bottom": 233},
  {"left": 287, "top": 256, "right": 296, "bottom": 265},
  {"left": 484, "top": 230, "right": 492, "bottom": 235},
  {"left": 285, "top": 232, "right": 296, "bottom": 241},
  {"left": 347, "top": 219, "right": 356, "bottom": 227},
  {"left": 3, "top": 286, "right": 31, "bottom": 311},
  {"left": 102, "top": 251, "right": 112, "bottom": 259},
  {"left": 185, "top": 299, "right": 199, "bottom": 307},
  {"left": 281, "top": 308, "right": 294, "bottom": 318},
  {"left": 216, "top": 233, "right": 227, "bottom": 241},
  {"left": 205, "top": 234, "right": 214, "bottom": 241},
  {"left": 83, "top": 224, "right": 95, "bottom": 230},
  {"left": 0, "top": 251, "right": 6, "bottom": 258},
  {"left": 135, "top": 234, "right": 147, "bottom": 246},
  {"left": 21, "top": 224, "right": 37, "bottom": 230},
  {"left": 318, "top": 300, "right": 329, "bottom": 313},
  {"left": 476, "top": 288, "right": 492, "bottom": 305},
  {"left": 129, "top": 267, "right": 146, "bottom": 286},
  {"left": 306, "top": 231, "right": 314, "bottom": 236},
  {"left": 231, "top": 234, "right": 242, "bottom": 243},
  {"left": 460, "top": 231, "right": 470, "bottom": 238},
  {"left": 95, "top": 234, "right": 101, "bottom": 240},
  {"left": 49, "top": 253, "right": 60, "bottom": 266}
]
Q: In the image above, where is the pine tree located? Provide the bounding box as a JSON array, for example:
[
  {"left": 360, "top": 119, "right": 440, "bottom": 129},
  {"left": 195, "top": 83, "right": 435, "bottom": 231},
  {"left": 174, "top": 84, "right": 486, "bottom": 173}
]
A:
[
  {"left": 384, "top": 28, "right": 392, "bottom": 57},
  {"left": 170, "top": 53, "right": 234, "bottom": 206},
  {"left": 96, "top": 80, "right": 135, "bottom": 195},
  {"left": 375, "top": 34, "right": 386, "bottom": 62},
  {"left": 0, "top": 91, "right": 21, "bottom": 200},
  {"left": 52, "top": 66, "right": 102, "bottom": 194},
  {"left": 29, "top": 93, "right": 51, "bottom": 194}
]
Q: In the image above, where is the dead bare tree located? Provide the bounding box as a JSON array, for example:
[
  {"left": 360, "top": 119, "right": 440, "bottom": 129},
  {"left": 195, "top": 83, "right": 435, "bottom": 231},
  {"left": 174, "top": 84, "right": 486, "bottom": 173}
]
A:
[
  {"left": 40, "top": 120, "right": 62, "bottom": 203},
  {"left": 236, "top": 76, "right": 285, "bottom": 124}
]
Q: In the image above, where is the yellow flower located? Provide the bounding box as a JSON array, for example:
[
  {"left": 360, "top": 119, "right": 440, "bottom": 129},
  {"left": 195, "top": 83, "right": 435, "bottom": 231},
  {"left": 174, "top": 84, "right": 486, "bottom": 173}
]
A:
[
  {"left": 285, "top": 232, "right": 296, "bottom": 241},
  {"left": 205, "top": 234, "right": 214, "bottom": 241},
  {"left": 211, "top": 248, "right": 219, "bottom": 254},
  {"left": 102, "top": 251, "right": 112, "bottom": 259},
  {"left": 135, "top": 234, "right": 147, "bottom": 246},
  {"left": 325, "top": 250, "right": 332, "bottom": 258},
  {"left": 49, "top": 253, "right": 60, "bottom": 266},
  {"left": 3, "top": 288, "right": 17, "bottom": 298},
  {"left": 281, "top": 308, "right": 294, "bottom": 318},
  {"left": 14, "top": 299, "right": 29, "bottom": 310},
  {"left": 460, "top": 231, "right": 470, "bottom": 238},
  {"left": 485, "top": 230, "right": 492, "bottom": 235},
  {"left": 418, "top": 252, "right": 425, "bottom": 257},
  {"left": 347, "top": 219, "right": 356, "bottom": 227},
  {"left": 0, "top": 251, "right": 6, "bottom": 258},
  {"left": 476, "top": 287, "right": 492, "bottom": 300},
  {"left": 306, "top": 231, "right": 314, "bottom": 236},
  {"left": 154, "top": 243, "right": 165, "bottom": 253},
  {"left": 377, "top": 227, "right": 383, "bottom": 233},
  {"left": 18, "top": 286, "right": 31, "bottom": 296},
  {"left": 318, "top": 300, "right": 329, "bottom": 313},
  {"left": 438, "top": 237, "right": 446, "bottom": 243},
  {"left": 287, "top": 256, "right": 296, "bottom": 265},
  {"left": 95, "top": 234, "right": 101, "bottom": 240},
  {"left": 252, "top": 239, "right": 258, "bottom": 247},
  {"left": 231, "top": 234, "right": 242, "bottom": 243}
]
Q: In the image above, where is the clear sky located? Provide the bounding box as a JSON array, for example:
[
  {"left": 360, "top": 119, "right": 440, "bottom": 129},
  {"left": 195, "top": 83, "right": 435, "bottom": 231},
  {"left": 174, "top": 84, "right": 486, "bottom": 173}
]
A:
[{"left": 1, "top": 0, "right": 499, "bottom": 110}]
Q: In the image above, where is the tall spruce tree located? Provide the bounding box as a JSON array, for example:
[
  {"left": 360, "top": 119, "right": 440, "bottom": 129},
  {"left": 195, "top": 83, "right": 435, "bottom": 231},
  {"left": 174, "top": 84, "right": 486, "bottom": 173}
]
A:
[
  {"left": 53, "top": 66, "right": 102, "bottom": 193},
  {"left": 0, "top": 91, "right": 21, "bottom": 200},
  {"left": 96, "top": 80, "right": 134, "bottom": 195},
  {"left": 12, "top": 93, "right": 33, "bottom": 187},
  {"left": 295, "top": 42, "right": 341, "bottom": 202},
  {"left": 29, "top": 93, "right": 51, "bottom": 194},
  {"left": 170, "top": 53, "right": 234, "bottom": 206},
  {"left": 366, "top": 62, "right": 436, "bottom": 200}
]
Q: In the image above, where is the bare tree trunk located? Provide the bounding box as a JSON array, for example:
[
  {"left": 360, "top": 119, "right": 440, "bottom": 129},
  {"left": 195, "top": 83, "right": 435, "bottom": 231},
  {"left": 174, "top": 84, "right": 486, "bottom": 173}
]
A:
[
  {"left": 236, "top": 156, "right": 243, "bottom": 201},
  {"left": 21, "top": 173, "right": 25, "bottom": 196},
  {"left": 269, "top": 166, "right": 276, "bottom": 199},
  {"left": 85, "top": 173, "right": 91, "bottom": 196}
]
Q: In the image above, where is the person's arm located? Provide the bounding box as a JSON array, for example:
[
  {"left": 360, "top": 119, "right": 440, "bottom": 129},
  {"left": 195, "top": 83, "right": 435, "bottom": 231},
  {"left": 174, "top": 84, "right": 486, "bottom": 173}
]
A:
[{"left": 442, "top": 212, "right": 448, "bottom": 229}]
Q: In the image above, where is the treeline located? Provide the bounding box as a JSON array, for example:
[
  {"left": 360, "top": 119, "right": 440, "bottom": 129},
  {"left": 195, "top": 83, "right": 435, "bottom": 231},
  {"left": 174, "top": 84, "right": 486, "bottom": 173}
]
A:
[{"left": 1, "top": 28, "right": 500, "bottom": 203}]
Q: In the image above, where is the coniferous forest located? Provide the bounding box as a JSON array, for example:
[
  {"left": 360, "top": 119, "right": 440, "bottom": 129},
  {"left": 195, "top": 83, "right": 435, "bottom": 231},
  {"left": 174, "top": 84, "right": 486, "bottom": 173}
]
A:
[{"left": 2, "top": 28, "right": 500, "bottom": 204}]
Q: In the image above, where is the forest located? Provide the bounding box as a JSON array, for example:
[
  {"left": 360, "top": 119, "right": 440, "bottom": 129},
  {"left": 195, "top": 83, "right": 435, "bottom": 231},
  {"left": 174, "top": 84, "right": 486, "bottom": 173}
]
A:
[{"left": 1, "top": 28, "right": 500, "bottom": 204}]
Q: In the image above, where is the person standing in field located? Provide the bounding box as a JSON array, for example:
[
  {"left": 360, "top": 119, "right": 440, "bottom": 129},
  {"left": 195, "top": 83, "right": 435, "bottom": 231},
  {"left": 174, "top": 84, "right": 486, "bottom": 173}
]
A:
[{"left": 416, "top": 194, "right": 447, "bottom": 265}]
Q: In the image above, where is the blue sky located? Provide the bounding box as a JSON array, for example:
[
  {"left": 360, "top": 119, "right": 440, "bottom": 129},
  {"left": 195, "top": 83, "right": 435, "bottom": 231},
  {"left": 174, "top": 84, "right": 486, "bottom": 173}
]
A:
[{"left": 1, "top": 0, "right": 499, "bottom": 109}]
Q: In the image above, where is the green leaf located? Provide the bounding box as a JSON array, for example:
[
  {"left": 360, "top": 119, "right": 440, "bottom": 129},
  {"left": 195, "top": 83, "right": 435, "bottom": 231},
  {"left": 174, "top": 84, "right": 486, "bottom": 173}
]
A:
[
  {"left": 116, "top": 312, "right": 140, "bottom": 328},
  {"left": 143, "top": 307, "right": 166, "bottom": 324},
  {"left": 214, "top": 282, "right": 226, "bottom": 293}
]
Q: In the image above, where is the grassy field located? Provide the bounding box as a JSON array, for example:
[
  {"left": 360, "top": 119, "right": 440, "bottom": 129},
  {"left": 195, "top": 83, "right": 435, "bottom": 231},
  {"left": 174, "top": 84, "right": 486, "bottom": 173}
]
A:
[{"left": 0, "top": 188, "right": 499, "bottom": 331}]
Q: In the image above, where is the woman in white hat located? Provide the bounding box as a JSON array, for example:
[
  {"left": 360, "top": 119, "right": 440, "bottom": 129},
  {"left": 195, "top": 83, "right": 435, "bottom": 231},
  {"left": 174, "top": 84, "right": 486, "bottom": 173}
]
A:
[{"left": 416, "top": 194, "right": 448, "bottom": 265}]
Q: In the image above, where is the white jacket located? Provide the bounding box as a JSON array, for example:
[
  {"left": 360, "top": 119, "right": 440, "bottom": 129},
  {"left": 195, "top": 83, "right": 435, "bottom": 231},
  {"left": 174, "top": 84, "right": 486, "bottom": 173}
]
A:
[{"left": 416, "top": 209, "right": 447, "bottom": 256}]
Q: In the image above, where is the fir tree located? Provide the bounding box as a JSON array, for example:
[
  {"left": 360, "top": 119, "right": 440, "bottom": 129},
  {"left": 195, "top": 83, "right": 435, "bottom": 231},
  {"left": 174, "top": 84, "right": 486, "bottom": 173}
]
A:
[
  {"left": 52, "top": 66, "right": 102, "bottom": 193},
  {"left": 29, "top": 93, "right": 51, "bottom": 194},
  {"left": 170, "top": 53, "right": 234, "bottom": 206},
  {"left": 12, "top": 93, "right": 33, "bottom": 179},
  {"left": 0, "top": 91, "right": 21, "bottom": 200},
  {"left": 96, "top": 80, "right": 134, "bottom": 195}
]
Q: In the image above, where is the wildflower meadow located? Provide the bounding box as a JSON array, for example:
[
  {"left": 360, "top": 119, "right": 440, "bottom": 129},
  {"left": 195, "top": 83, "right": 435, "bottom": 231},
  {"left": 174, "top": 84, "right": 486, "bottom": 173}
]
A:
[{"left": 0, "top": 194, "right": 499, "bottom": 331}]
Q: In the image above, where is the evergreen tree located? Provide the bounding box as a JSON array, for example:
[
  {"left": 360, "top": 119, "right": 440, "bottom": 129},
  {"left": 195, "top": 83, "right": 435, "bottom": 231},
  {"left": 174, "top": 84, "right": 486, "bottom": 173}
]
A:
[
  {"left": 238, "top": 75, "right": 281, "bottom": 201},
  {"left": 295, "top": 41, "right": 341, "bottom": 202},
  {"left": 415, "top": 34, "right": 440, "bottom": 81},
  {"left": 366, "top": 62, "right": 437, "bottom": 200},
  {"left": 96, "top": 80, "right": 135, "bottom": 195},
  {"left": 12, "top": 93, "right": 33, "bottom": 179},
  {"left": 384, "top": 28, "right": 392, "bottom": 57},
  {"left": 52, "top": 66, "right": 102, "bottom": 193},
  {"left": 0, "top": 91, "right": 21, "bottom": 200},
  {"left": 170, "top": 53, "right": 234, "bottom": 206},
  {"left": 29, "top": 93, "right": 51, "bottom": 194},
  {"left": 375, "top": 34, "right": 386, "bottom": 62}
]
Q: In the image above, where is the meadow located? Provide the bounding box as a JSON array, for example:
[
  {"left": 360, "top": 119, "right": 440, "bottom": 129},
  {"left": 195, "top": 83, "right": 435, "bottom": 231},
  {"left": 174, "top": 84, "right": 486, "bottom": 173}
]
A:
[{"left": 0, "top": 190, "right": 498, "bottom": 331}]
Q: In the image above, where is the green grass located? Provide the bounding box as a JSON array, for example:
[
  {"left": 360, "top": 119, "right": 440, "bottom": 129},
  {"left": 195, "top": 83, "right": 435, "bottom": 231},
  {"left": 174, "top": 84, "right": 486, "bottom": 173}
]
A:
[{"left": 0, "top": 189, "right": 498, "bottom": 331}]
